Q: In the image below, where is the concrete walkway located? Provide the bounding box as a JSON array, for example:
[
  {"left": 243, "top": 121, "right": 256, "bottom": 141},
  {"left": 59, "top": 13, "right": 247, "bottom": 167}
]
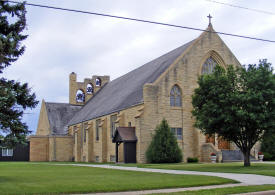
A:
[
  {"left": 234, "top": 190, "right": 275, "bottom": 195},
  {"left": 51, "top": 163, "right": 275, "bottom": 195},
  {"left": 64, "top": 164, "right": 275, "bottom": 185},
  {"left": 254, "top": 161, "right": 275, "bottom": 164}
]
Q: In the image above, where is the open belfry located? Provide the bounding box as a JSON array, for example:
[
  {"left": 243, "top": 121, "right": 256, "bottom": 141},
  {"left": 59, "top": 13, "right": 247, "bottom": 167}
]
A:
[{"left": 30, "top": 23, "right": 253, "bottom": 163}]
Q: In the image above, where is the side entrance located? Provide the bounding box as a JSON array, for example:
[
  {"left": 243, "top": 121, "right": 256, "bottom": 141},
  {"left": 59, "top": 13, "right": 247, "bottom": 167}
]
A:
[{"left": 112, "top": 127, "right": 137, "bottom": 163}]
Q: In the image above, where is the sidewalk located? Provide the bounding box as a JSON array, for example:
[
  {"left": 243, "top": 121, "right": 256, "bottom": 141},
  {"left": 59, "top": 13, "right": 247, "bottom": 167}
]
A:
[
  {"left": 63, "top": 164, "right": 275, "bottom": 185},
  {"left": 254, "top": 161, "right": 275, "bottom": 164},
  {"left": 49, "top": 163, "right": 275, "bottom": 195},
  {"left": 233, "top": 190, "right": 275, "bottom": 195}
]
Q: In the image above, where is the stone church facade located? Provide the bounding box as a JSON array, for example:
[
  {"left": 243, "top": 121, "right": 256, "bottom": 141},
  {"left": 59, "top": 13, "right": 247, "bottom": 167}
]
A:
[{"left": 29, "top": 24, "right": 248, "bottom": 163}]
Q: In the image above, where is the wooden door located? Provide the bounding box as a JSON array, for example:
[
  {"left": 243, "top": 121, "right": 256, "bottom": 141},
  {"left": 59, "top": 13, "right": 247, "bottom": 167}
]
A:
[
  {"left": 124, "top": 142, "right": 136, "bottom": 163},
  {"left": 218, "top": 137, "right": 230, "bottom": 149}
]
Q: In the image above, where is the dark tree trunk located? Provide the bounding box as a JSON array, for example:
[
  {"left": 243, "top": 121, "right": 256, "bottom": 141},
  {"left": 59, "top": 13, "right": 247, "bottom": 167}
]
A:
[{"left": 243, "top": 149, "right": 251, "bottom": 167}]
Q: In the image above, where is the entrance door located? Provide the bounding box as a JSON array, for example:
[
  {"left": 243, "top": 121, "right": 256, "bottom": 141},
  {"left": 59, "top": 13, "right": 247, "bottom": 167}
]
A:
[
  {"left": 218, "top": 137, "right": 230, "bottom": 149},
  {"left": 124, "top": 142, "right": 136, "bottom": 163}
]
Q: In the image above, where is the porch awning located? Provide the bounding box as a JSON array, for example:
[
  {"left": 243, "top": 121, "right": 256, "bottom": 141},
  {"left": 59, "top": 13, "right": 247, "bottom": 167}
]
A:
[{"left": 112, "top": 127, "right": 137, "bottom": 143}]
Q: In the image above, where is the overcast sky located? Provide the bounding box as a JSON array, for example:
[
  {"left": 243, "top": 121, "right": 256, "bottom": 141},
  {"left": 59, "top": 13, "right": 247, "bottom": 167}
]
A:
[{"left": 3, "top": 0, "right": 275, "bottom": 134}]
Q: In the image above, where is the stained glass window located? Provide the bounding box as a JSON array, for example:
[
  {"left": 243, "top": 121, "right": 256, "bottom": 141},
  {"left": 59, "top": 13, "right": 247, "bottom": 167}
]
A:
[
  {"left": 202, "top": 57, "right": 218, "bottom": 75},
  {"left": 110, "top": 115, "right": 117, "bottom": 138},
  {"left": 170, "top": 85, "right": 182, "bottom": 107}
]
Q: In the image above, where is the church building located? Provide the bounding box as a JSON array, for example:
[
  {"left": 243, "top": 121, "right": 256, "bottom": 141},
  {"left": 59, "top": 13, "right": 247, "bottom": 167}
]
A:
[{"left": 29, "top": 23, "right": 248, "bottom": 163}]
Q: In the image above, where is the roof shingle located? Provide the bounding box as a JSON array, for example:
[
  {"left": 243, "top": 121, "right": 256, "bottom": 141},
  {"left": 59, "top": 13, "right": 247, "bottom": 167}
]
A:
[
  {"left": 112, "top": 127, "right": 137, "bottom": 142},
  {"left": 45, "top": 102, "right": 82, "bottom": 135},
  {"left": 68, "top": 40, "right": 194, "bottom": 126}
]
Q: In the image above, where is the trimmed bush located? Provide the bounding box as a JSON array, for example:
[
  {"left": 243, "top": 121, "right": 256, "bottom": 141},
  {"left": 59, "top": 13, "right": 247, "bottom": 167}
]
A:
[
  {"left": 263, "top": 152, "right": 274, "bottom": 161},
  {"left": 146, "top": 119, "right": 183, "bottom": 163},
  {"left": 187, "top": 157, "right": 199, "bottom": 163}
]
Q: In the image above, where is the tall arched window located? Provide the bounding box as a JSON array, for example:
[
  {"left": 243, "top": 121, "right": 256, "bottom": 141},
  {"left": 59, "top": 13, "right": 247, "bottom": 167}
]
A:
[
  {"left": 201, "top": 57, "right": 218, "bottom": 75},
  {"left": 76, "top": 89, "right": 85, "bottom": 103},
  {"left": 170, "top": 85, "right": 182, "bottom": 107},
  {"left": 86, "top": 83, "right": 94, "bottom": 94}
]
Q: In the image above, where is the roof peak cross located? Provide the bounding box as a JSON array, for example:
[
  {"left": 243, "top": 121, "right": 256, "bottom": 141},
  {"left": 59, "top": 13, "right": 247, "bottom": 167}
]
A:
[{"left": 207, "top": 14, "right": 213, "bottom": 25}]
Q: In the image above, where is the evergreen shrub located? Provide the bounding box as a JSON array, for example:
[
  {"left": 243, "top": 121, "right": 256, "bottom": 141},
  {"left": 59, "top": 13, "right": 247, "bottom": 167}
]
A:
[
  {"left": 261, "top": 131, "right": 275, "bottom": 161},
  {"left": 187, "top": 157, "right": 198, "bottom": 163},
  {"left": 146, "top": 119, "right": 182, "bottom": 163}
]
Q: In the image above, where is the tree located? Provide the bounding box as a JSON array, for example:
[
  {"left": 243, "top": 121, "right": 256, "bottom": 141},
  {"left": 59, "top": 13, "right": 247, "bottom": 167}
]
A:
[
  {"left": 192, "top": 60, "right": 275, "bottom": 167},
  {"left": 0, "top": 1, "right": 38, "bottom": 147},
  {"left": 146, "top": 119, "right": 182, "bottom": 163}
]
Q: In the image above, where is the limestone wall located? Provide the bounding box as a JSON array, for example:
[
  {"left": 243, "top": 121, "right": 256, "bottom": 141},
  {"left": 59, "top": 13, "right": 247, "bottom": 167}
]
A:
[
  {"left": 36, "top": 100, "right": 51, "bottom": 136},
  {"left": 49, "top": 136, "right": 74, "bottom": 161},
  {"left": 29, "top": 136, "right": 49, "bottom": 161},
  {"left": 68, "top": 26, "right": 242, "bottom": 163},
  {"left": 139, "top": 26, "right": 241, "bottom": 163},
  {"left": 30, "top": 135, "right": 73, "bottom": 162},
  {"left": 201, "top": 143, "right": 222, "bottom": 162},
  {"left": 70, "top": 104, "right": 144, "bottom": 163}
]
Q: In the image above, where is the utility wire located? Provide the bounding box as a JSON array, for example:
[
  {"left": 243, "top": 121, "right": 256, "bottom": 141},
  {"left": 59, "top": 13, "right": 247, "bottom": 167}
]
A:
[
  {"left": 206, "top": 0, "right": 275, "bottom": 16},
  {"left": 3, "top": 0, "right": 275, "bottom": 43}
]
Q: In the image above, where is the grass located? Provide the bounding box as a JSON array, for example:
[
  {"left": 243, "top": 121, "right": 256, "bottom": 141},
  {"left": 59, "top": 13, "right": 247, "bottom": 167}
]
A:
[
  {"left": 125, "top": 162, "right": 275, "bottom": 177},
  {"left": 153, "top": 185, "right": 275, "bottom": 195},
  {"left": 0, "top": 162, "right": 236, "bottom": 195}
]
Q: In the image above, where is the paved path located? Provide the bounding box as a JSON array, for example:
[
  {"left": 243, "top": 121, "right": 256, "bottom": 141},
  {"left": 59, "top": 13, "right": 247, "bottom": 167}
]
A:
[
  {"left": 50, "top": 163, "right": 275, "bottom": 195},
  {"left": 254, "top": 161, "right": 275, "bottom": 164},
  {"left": 62, "top": 164, "right": 275, "bottom": 185},
  {"left": 234, "top": 190, "right": 275, "bottom": 195}
]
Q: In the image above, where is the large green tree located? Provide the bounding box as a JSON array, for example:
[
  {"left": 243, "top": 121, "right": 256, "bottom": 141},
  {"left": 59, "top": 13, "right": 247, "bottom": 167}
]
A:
[
  {"left": 192, "top": 60, "right": 275, "bottom": 166},
  {"left": 0, "top": 1, "right": 38, "bottom": 147},
  {"left": 146, "top": 119, "right": 182, "bottom": 163}
]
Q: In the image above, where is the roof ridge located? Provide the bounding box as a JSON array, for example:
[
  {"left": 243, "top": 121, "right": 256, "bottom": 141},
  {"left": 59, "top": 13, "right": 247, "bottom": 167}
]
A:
[
  {"left": 68, "top": 38, "right": 196, "bottom": 126},
  {"left": 45, "top": 102, "right": 82, "bottom": 106},
  {"left": 109, "top": 40, "right": 195, "bottom": 83}
]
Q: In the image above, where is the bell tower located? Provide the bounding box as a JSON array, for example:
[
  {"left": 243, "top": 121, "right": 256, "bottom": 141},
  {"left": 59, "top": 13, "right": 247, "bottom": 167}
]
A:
[{"left": 69, "top": 72, "right": 110, "bottom": 105}]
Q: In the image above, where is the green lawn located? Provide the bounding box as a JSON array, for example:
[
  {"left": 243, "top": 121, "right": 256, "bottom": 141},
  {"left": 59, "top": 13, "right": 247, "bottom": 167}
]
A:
[
  {"left": 153, "top": 185, "right": 275, "bottom": 195},
  {"left": 0, "top": 162, "right": 236, "bottom": 195},
  {"left": 128, "top": 162, "right": 275, "bottom": 177}
]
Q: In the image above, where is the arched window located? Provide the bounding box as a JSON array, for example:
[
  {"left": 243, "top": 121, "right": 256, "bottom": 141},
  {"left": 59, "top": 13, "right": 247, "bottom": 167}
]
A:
[
  {"left": 201, "top": 57, "right": 218, "bottom": 75},
  {"left": 95, "top": 78, "right": 101, "bottom": 86},
  {"left": 170, "top": 85, "right": 182, "bottom": 107},
  {"left": 76, "top": 89, "right": 85, "bottom": 103},
  {"left": 86, "top": 83, "right": 94, "bottom": 94}
]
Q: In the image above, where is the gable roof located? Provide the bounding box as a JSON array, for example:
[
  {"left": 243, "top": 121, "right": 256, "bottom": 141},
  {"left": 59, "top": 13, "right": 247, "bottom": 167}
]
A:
[
  {"left": 68, "top": 39, "right": 195, "bottom": 126},
  {"left": 112, "top": 127, "right": 137, "bottom": 143},
  {"left": 45, "top": 102, "right": 82, "bottom": 135}
]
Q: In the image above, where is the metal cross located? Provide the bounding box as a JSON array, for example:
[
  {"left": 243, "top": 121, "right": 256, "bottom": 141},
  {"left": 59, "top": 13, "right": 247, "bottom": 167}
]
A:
[{"left": 207, "top": 14, "right": 213, "bottom": 24}]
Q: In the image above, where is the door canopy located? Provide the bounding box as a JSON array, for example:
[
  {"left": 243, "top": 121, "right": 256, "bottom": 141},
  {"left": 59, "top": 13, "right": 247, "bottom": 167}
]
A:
[{"left": 112, "top": 127, "right": 137, "bottom": 143}]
